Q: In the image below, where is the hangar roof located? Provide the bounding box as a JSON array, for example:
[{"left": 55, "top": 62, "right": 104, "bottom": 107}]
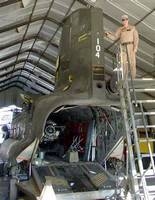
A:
[{"left": 0, "top": 0, "right": 154, "bottom": 95}]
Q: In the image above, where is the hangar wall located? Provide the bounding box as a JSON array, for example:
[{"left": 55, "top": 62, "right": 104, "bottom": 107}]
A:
[{"left": 0, "top": 88, "right": 24, "bottom": 108}]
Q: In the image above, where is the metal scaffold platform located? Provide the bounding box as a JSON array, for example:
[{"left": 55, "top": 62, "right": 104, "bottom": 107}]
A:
[{"left": 117, "top": 44, "right": 155, "bottom": 200}]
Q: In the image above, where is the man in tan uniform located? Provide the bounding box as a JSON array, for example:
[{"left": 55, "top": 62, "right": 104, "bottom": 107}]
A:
[{"left": 105, "top": 15, "right": 139, "bottom": 79}]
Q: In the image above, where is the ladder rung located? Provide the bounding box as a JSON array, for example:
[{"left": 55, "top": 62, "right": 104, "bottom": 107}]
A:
[
  {"left": 141, "top": 153, "right": 155, "bottom": 158},
  {"left": 137, "top": 125, "right": 155, "bottom": 128},
  {"left": 141, "top": 173, "right": 155, "bottom": 177},
  {"left": 139, "top": 139, "right": 155, "bottom": 142},
  {"left": 132, "top": 100, "right": 155, "bottom": 103},
  {"left": 133, "top": 78, "right": 155, "bottom": 80},
  {"left": 130, "top": 88, "right": 155, "bottom": 92},
  {"left": 128, "top": 78, "right": 155, "bottom": 90},
  {"left": 142, "top": 172, "right": 155, "bottom": 177},
  {"left": 137, "top": 174, "right": 155, "bottom": 179},
  {"left": 135, "top": 112, "right": 155, "bottom": 116}
]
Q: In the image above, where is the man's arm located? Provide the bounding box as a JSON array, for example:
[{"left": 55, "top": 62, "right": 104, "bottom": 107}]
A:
[
  {"left": 133, "top": 27, "right": 139, "bottom": 53},
  {"left": 105, "top": 27, "right": 121, "bottom": 41}
]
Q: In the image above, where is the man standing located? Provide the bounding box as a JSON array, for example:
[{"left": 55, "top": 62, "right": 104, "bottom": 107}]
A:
[{"left": 105, "top": 15, "right": 139, "bottom": 79}]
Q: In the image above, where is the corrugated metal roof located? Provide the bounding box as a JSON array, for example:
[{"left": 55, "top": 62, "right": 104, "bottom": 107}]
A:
[{"left": 0, "top": 0, "right": 154, "bottom": 94}]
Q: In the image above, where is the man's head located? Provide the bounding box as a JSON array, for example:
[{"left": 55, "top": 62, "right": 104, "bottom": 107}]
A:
[{"left": 121, "top": 15, "right": 129, "bottom": 27}]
